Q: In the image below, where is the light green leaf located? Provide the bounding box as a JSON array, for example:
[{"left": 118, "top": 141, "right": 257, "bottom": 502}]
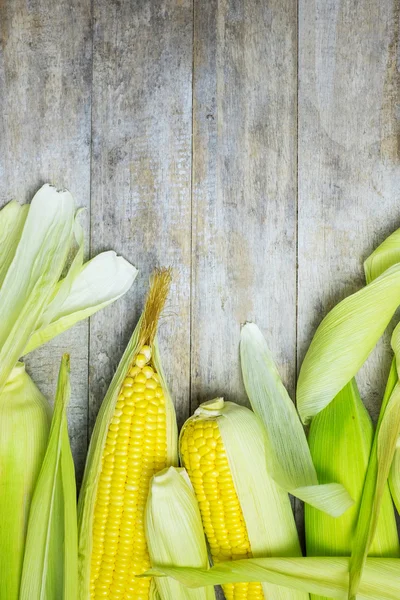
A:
[
  {"left": 0, "top": 184, "right": 75, "bottom": 393},
  {"left": 24, "top": 250, "right": 138, "bottom": 354},
  {"left": 146, "top": 558, "right": 400, "bottom": 600},
  {"left": 0, "top": 200, "right": 29, "bottom": 287},
  {"left": 349, "top": 344, "right": 400, "bottom": 599},
  {"left": 0, "top": 363, "right": 51, "bottom": 600},
  {"left": 306, "top": 379, "right": 399, "bottom": 600},
  {"left": 20, "top": 354, "right": 77, "bottom": 599},
  {"left": 364, "top": 228, "right": 400, "bottom": 283},
  {"left": 185, "top": 398, "right": 308, "bottom": 600},
  {"left": 297, "top": 263, "right": 400, "bottom": 424},
  {"left": 240, "top": 323, "right": 353, "bottom": 517}
]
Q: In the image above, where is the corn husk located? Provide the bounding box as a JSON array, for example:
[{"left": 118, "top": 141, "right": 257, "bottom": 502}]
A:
[
  {"left": 306, "top": 380, "right": 399, "bottom": 600},
  {"left": 240, "top": 323, "right": 353, "bottom": 517},
  {"left": 180, "top": 398, "right": 309, "bottom": 600},
  {"left": 20, "top": 354, "right": 77, "bottom": 599},
  {"left": 0, "top": 184, "right": 137, "bottom": 379},
  {"left": 147, "top": 557, "right": 400, "bottom": 600},
  {"left": 145, "top": 467, "right": 216, "bottom": 600},
  {"left": 0, "top": 363, "right": 51, "bottom": 599},
  {"left": 296, "top": 228, "right": 400, "bottom": 599},
  {"left": 78, "top": 269, "right": 178, "bottom": 599},
  {"left": 0, "top": 184, "right": 137, "bottom": 598}
]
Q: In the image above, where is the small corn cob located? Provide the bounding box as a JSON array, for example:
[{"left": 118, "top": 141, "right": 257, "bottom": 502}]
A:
[
  {"left": 78, "top": 269, "right": 178, "bottom": 600},
  {"left": 180, "top": 398, "right": 308, "bottom": 600}
]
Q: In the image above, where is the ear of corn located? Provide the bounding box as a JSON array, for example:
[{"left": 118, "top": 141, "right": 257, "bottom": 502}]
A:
[
  {"left": 306, "top": 379, "right": 400, "bottom": 600},
  {"left": 145, "top": 466, "right": 216, "bottom": 600},
  {"left": 19, "top": 354, "right": 78, "bottom": 599},
  {"left": 78, "top": 268, "right": 178, "bottom": 600},
  {"left": 180, "top": 397, "right": 309, "bottom": 600},
  {"left": 147, "top": 557, "right": 400, "bottom": 600},
  {"left": 0, "top": 363, "right": 51, "bottom": 600},
  {"left": 240, "top": 322, "right": 353, "bottom": 517}
]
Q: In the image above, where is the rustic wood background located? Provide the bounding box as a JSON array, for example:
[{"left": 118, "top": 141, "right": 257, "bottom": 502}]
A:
[{"left": 1, "top": 0, "right": 400, "bottom": 575}]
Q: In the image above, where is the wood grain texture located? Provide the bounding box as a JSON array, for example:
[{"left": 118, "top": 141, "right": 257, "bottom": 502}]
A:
[
  {"left": 191, "top": 0, "right": 298, "bottom": 409},
  {"left": 298, "top": 0, "right": 400, "bottom": 421},
  {"left": 0, "top": 0, "right": 92, "bottom": 483},
  {"left": 89, "top": 0, "right": 193, "bottom": 434}
]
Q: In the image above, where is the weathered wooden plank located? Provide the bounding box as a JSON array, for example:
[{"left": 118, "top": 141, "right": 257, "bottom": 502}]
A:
[
  {"left": 0, "top": 0, "right": 92, "bottom": 482},
  {"left": 191, "top": 0, "right": 298, "bottom": 408},
  {"left": 89, "top": 0, "right": 193, "bottom": 434},
  {"left": 298, "top": 0, "right": 400, "bottom": 421}
]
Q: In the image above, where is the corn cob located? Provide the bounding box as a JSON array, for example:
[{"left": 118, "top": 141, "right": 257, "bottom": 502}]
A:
[
  {"left": 180, "top": 398, "right": 308, "bottom": 600},
  {"left": 78, "top": 269, "right": 178, "bottom": 600}
]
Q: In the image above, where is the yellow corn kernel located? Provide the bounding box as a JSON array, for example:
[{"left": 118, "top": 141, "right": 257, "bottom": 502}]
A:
[
  {"left": 180, "top": 418, "right": 264, "bottom": 600},
  {"left": 89, "top": 344, "right": 168, "bottom": 600}
]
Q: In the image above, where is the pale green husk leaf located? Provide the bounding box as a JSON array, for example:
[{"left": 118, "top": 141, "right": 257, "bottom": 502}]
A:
[
  {"left": 20, "top": 354, "right": 77, "bottom": 599},
  {"left": 145, "top": 467, "right": 216, "bottom": 600},
  {"left": 297, "top": 263, "right": 400, "bottom": 423},
  {"left": 0, "top": 363, "right": 51, "bottom": 600},
  {"left": 0, "top": 200, "right": 29, "bottom": 286},
  {"left": 0, "top": 184, "right": 75, "bottom": 393},
  {"left": 78, "top": 319, "right": 178, "bottom": 598},
  {"left": 364, "top": 228, "right": 400, "bottom": 283},
  {"left": 0, "top": 184, "right": 137, "bottom": 366},
  {"left": 25, "top": 250, "right": 137, "bottom": 354},
  {"left": 184, "top": 399, "right": 308, "bottom": 600},
  {"left": 146, "top": 558, "right": 400, "bottom": 600},
  {"left": 240, "top": 323, "right": 353, "bottom": 517}
]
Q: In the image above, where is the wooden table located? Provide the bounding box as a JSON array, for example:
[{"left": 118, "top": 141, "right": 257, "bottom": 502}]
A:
[{"left": 1, "top": 0, "right": 399, "bottom": 565}]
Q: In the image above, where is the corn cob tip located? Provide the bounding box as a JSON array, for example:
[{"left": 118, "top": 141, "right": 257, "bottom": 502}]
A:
[
  {"left": 194, "top": 397, "right": 225, "bottom": 418},
  {"left": 139, "top": 267, "right": 172, "bottom": 347}
]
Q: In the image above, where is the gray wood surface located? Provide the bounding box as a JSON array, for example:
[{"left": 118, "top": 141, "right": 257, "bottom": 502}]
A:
[{"left": 1, "top": 0, "right": 400, "bottom": 593}]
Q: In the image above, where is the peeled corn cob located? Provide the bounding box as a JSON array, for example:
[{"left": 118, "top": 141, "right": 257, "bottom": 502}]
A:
[
  {"left": 78, "top": 269, "right": 178, "bottom": 600},
  {"left": 180, "top": 398, "right": 308, "bottom": 600}
]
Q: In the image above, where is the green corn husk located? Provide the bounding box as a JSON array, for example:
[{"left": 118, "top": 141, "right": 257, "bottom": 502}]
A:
[
  {"left": 240, "top": 323, "right": 353, "bottom": 517},
  {"left": 0, "top": 363, "right": 51, "bottom": 599},
  {"left": 0, "top": 184, "right": 137, "bottom": 599},
  {"left": 297, "top": 227, "right": 400, "bottom": 599},
  {"left": 20, "top": 354, "right": 77, "bottom": 599},
  {"left": 147, "top": 557, "right": 400, "bottom": 600},
  {"left": 145, "top": 467, "right": 216, "bottom": 600},
  {"left": 306, "top": 380, "right": 400, "bottom": 600}
]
